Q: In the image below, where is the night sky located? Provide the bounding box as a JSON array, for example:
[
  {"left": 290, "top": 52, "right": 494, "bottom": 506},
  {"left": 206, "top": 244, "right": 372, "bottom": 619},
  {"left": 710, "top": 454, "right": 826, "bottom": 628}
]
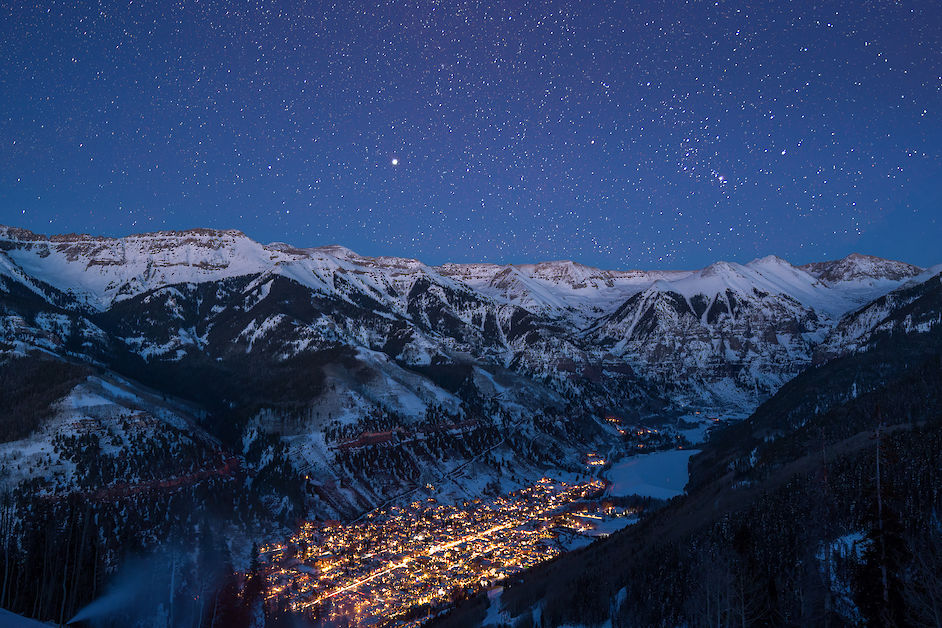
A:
[{"left": 1, "top": 1, "right": 939, "bottom": 269}]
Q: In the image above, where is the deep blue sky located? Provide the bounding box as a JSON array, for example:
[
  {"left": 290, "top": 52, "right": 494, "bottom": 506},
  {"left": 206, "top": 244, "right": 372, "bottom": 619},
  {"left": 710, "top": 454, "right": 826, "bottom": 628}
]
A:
[{"left": 1, "top": 1, "right": 939, "bottom": 269}]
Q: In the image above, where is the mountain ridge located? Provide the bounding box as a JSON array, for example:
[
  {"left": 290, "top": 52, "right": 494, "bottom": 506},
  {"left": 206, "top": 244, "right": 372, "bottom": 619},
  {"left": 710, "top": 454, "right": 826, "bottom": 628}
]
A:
[
  {"left": 0, "top": 224, "right": 928, "bottom": 418},
  {"left": 0, "top": 223, "right": 923, "bottom": 283}
]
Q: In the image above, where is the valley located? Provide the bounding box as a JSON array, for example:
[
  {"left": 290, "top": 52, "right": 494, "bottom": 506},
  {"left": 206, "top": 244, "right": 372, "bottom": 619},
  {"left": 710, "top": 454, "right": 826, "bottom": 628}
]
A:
[
  {"left": 0, "top": 224, "right": 939, "bottom": 626},
  {"left": 261, "top": 474, "right": 624, "bottom": 626}
]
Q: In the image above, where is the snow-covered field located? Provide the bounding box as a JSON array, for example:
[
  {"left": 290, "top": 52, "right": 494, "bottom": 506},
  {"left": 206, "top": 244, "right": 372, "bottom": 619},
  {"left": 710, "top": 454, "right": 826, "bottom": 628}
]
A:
[
  {"left": 604, "top": 449, "right": 699, "bottom": 499},
  {"left": 0, "top": 608, "right": 50, "bottom": 627}
]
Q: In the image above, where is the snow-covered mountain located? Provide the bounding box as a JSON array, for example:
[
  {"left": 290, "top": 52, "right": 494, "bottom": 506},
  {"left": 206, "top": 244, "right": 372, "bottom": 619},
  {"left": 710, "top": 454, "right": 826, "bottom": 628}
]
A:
[
  {"left": 579, "top": 254, "right": 924, "bottom": 408},
  {"left": 0, "top": 226, "right": 294, "bottom": 309},
  {"left": 438, "top": 260, "right": 691, "bottom": 325},
  {"left": 816, "top": 264, "right": 942, "bottom": 360},
  {"left": 800, "top": 252, "right": 923, "bottom": 284},
  {"left": 0, "top": 226, "right": 927, "bottom": 411},
  {"left": 0, "top": 224, "right": 936, "bottom": 516}
]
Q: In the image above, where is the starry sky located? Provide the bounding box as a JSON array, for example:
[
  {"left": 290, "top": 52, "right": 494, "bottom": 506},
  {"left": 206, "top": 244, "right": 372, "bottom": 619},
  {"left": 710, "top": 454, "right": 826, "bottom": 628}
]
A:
[{"left": 1, "top": 1, "right": 939, "bottom": 269}]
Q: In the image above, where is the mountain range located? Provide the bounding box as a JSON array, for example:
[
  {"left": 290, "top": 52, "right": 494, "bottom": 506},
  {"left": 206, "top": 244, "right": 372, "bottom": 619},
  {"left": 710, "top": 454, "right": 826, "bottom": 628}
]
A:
[
  {"left": 1, "top": 225, "right": 938, "bottom": 516},
  {"left": 0, "top": 226, "right": 930, "bottom": 399},
  {"left": 3, "top": 224, "right": 942, "bottom": 626}
]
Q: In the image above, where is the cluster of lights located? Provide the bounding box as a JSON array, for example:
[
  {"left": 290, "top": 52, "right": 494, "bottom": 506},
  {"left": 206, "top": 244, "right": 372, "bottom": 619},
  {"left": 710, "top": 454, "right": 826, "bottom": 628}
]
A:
[
  {"left": 607, "top": 415, "right": 665, "bottom": 445},
  {"left": 259, "top": 476, "right": 610, "bottom": 626}
]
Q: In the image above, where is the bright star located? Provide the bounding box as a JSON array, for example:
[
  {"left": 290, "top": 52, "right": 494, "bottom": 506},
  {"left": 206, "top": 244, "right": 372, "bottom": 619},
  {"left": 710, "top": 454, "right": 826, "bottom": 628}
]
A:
[{"left": 391, "top": 158, "right": 399, "bottom": 166}]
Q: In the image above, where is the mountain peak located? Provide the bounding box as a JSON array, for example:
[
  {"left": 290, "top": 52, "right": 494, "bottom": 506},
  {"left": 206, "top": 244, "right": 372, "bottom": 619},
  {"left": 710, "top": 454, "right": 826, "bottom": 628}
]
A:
[
  {"left": 515, "top": 259, "right": 610, "bottom": 288},
  {"left": 0, "top": 225, "right": 47, "bottom": 241},
  {"left": 311, "top": 244, "right": 360, "bottom": 259},
  {"left": 700, "top": 260, "right": 741, "bottom": 277},
  {"left": 747, "top": 254, "right": 794, "bottom": 268},
  {"left": 800, "top": 253, "right": 922, "bottom": 284}
]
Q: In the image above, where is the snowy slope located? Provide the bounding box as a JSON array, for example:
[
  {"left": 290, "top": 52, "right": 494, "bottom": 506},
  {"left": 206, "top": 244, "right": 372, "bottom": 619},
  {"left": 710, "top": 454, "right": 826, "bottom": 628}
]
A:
[
  {"left": 438, "top": 260, "right": 691, "bottom": 325},
  {"left": 0, "top": 372, "right": 218, "bottom": 493},
  {"left": 818, "top": 269, "right": 942, "bottom": 358},
  {"left": 0, "top": 227, "right": 300, "bottom": 309},
  {"left": 584, "top": 255, "right": 922, "bottom": 408},
  {"left": 1, "top": 225, "right": 918, "bottom": 325},
  {"left": 799, "top": 253, "right": 925, "bottom": 315},
  {"left": 800, "top": 252, "right": 922, "bottom": 284},
  {"left": 440, "top": 254, "right": 917, "bottom": 329},
  {"left": 0, "top": 224, "right": 927, "bottom": 420}
]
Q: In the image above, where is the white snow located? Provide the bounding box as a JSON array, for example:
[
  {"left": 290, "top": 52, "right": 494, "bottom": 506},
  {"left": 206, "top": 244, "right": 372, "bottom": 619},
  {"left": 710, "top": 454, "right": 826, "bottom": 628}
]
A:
[
  {"left": 0, "top": 609, "right": 50, "bottom": 627},
  {"left": 818, "top": 530, "right": 868, "bottom": 561},
  {"left": 583, "top": 515, "right": 638, "bottom": 537},
  {"left": 604, "top": 449, "right": 699, "bottom": 499},
  {"left": 482, "top": 587, "right": 508, "bottom": 626},
  {"left": 0, "top": 226, "right": 920, "bottom": 329},
  {"left": 0, "top": 371, "right": 214, "bottom": 492},
  {"left": 439, "top": 260, "right": 692, "bottom": 325},
  {"left": 1, "top": 229, "right": 300, "bottom": 309}
]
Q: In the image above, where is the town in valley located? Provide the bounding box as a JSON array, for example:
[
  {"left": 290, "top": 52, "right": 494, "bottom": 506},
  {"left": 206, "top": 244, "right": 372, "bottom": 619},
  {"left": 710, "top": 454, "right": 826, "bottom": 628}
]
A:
[{"left": 260, "top": 471, "right": 636, "bottom": 626}]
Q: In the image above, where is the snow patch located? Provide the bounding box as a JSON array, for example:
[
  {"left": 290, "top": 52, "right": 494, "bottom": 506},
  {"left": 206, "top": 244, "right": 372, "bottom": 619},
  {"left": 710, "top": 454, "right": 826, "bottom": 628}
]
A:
[{"left": 604, "top": 449, "right": 699, "bottom": 500}]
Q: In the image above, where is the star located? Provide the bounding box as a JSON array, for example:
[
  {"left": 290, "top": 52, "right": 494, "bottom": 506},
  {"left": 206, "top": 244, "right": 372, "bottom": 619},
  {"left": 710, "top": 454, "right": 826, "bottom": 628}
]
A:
[{"left": 0, "top": 2, "right": 936, "bottom": 268}]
